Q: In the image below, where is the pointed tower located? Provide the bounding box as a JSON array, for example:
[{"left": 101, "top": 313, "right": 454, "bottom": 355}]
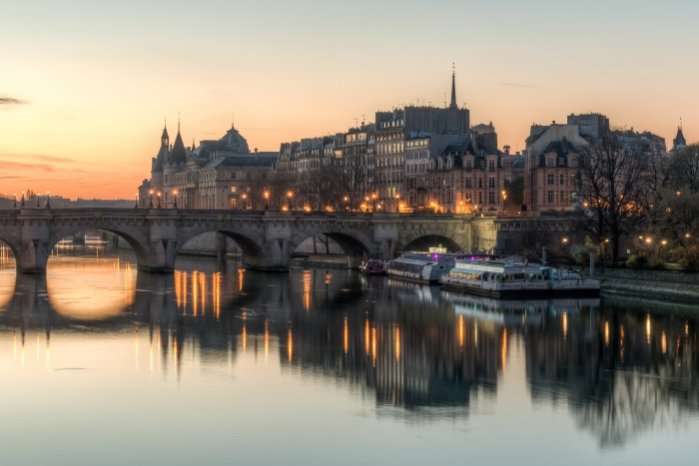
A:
[
  {"left": 161, "top": 122, "right": 169, "bottom": 149},
  {"left": 672, "top": 121, "right": 687, "bottom": 152},
  {"left": 449, "top": 63, "right": 457, "bottom": 109},
  {"left": 169, "top": 119, "right": 187, "bottom": 165},
  {"left": 153, "top": 122, "right": 169, "bottom": 173}
]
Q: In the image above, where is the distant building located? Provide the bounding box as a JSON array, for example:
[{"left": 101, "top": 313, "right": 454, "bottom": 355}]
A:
[
  {"left": 524, "top": 122, "right": 589, "bottom": 213},
  {"left": 374, "top": 70, "right": 470, "bottom": 209},
  {"left": 139, "top": 123, "right": 277, "bottom": 209},
  {"left": 524, "top": 113, "right": 666, "bottom": 213}
]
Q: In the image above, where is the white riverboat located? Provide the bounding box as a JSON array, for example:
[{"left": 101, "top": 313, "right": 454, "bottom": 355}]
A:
[
  {"left": 440, "top": 258, "right": 600, "bottom": 298},
  {"left": 386, "top": 252, "right": 457, "bottom": 284}
]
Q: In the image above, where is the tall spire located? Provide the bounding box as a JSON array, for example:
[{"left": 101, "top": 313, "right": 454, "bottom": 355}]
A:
[
  {"left": 160, "top": 119, "right": 169, "bottom": 148},
  {"left": 449, "top": 62, "right": 457, "bottom": 109}
]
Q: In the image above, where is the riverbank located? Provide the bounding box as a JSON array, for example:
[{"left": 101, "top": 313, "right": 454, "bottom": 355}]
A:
[{"left": 598, "top": 267, "right": 699, "bottom": 305}]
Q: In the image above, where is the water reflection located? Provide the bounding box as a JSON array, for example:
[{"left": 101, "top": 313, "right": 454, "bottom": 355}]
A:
[{"left": 1, "top": 253, "right": 699, "bottom": 459}]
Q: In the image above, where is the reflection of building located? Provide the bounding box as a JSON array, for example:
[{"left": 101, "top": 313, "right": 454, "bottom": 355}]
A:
[
  {"left": 138, "top": 123, "right": 278, "bottom": 209},
  {"left": 524, "top": 309, "right": 699, "bottom": 447}
]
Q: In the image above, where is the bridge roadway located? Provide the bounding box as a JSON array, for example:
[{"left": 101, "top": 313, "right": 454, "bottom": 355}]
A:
[{"left": 0, "top": 208, "right": 499, "bottom": 274}]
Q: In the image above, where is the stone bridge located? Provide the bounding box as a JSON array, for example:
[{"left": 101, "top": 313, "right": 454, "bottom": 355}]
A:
[{"left": 0, "top": 208, "right": 499, "bottom": 274}]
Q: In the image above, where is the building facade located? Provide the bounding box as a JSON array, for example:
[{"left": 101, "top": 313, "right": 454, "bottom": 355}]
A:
[{"left": 139, "top": 124, "right": 277, "bottom": 210}]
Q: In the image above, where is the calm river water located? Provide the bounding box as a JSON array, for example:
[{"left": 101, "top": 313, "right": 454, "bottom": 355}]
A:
[{"left": 0, "top": 251, "right": 698, "bottom": 466}]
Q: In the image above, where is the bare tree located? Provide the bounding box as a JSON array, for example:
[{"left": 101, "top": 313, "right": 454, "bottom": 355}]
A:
[
  {"left": 580, "top": 136, "right": 653, "bottom": 262},
  {"left": 668, "top": 144, "right": 699, "bottom": 193}
]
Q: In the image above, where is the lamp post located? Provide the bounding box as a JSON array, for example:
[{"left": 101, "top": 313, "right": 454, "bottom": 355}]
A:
[
  {"left": 263, "top": 189, "right": 270, "bottom": 211},
  {"left": 286, "top": 190, "right": 294, "bottom": 211},
  {"left": 172, "top": 189, "right": 179, "bottom": 209}
]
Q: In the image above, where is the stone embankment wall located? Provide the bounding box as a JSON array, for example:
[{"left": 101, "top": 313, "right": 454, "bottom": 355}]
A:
[{"left": 597, "top": 268, "right": 699, "bottom": 305}]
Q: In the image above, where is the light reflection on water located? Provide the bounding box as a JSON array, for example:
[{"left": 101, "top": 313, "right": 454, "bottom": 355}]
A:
[{"left": 0, "top": 252, "right": 698, "bottom": 466}]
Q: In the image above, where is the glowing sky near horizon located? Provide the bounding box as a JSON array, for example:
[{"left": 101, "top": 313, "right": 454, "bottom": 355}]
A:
[{"left": 1, "top": 0, "right": 698, "bottom": 199}]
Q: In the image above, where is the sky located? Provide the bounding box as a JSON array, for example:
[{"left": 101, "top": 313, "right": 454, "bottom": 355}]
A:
[{"left": 1, "top": 0, "right": 698, "bottom": 199}]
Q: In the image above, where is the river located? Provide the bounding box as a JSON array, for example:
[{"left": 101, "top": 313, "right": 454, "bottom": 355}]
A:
[{"left": 0, "top": 251, "right": 698, "bottom": 466}]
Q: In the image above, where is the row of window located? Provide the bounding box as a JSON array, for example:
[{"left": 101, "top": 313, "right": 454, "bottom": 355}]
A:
[
  {"left": 543, "top": 190, "right": 577, "bottom": 204},
  {"left": 546, "top": 173, "right": 577, "bottom": 186}
]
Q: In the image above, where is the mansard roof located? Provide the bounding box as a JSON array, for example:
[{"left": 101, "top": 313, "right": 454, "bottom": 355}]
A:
[{"left": 203, "top": 153, "right": 277, "bottom": 170}]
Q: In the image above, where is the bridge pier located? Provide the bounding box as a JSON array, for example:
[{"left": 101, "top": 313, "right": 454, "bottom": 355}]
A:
[
  {"left": 138, "top": 239, "right": 177, "bottom": 273},
  {"left": 244, "top": 238, "right": 291, "bottom": 272},
  {"left": 17, "top": 239, "right": 51, "bottom": 275}
]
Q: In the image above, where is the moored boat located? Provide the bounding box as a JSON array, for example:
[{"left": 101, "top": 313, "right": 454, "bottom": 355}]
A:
[
  {"left": 359, "top": 258, "right": 387, "bottom": 275},
  {"left": 440, "top": 258, "right": 600, "bottom": 298},
  {"left": 386, "top": 252, "right": 456, "bottom": 284}
]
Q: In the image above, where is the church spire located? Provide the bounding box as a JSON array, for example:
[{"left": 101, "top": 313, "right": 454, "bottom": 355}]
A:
[
  {"left": 673, "top": 118, "right": 687, "bottom": 152},
  {"left": 449, "top": 62, "right": 457, "bottom": 109},
  {"left": 160, "top": 119, "right": 169, "bottom": 148}
]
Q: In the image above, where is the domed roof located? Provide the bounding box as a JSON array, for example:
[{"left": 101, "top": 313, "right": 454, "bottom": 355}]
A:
[{"left": 220, "top": 125, "right": 250, "bottom": 154}]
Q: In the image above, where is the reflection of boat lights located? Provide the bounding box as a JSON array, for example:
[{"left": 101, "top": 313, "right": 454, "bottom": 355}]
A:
[
  {"left": 661, "top": 331, "right": 667, "bottom": 354},
  {"left": 213, "top": 272, "right": 222, "bottom": 319},
  {"left": 458, "top": 315, "right": 465, "bottom": 348},
  {"left": 287, "top": 329, "right": 293, "bottom": 362},
  {"left": 199, "top": 272, "right": 207, "bottom": 315},
  {"left": 645, "top": 314, "right": 652, "bottom": 344},
  {"left": 237, "top": 268, "right": 245, "bottom": 292},
  {"left": 371, "top": 327, "right": 377, "bottom": 366},
  {"left": 192, "top": 271, "right": 199, "bottom": 316},
  {"left": 394, "top": 327, "right": 401, "bottom": 362},
  {"left": 500, "top": 328, "right": 508, "bottom": 369},
  {"left": 242, "top": 320, "right": 248, "bottom": 352},
  {"left": 264, "top": 320, "right": 270, "bottom": 359},
  {"left": 562, "top": 312, "right": 568, "bottom": 339},
  {"left": 343, "top": 317, "right": 349, "bottom": 355},
  {"left": 302, "top": 270, "right": 312, "bottom": 311},
  {"left": 604, "top": 321, "right": 610, "bottom": 346},
  {"left": 364, "top": 319, "right": 370, "bottom": 354}
]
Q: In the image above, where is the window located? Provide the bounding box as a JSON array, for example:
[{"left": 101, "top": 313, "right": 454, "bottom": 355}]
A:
[
  {"left": 488, "top": 191, "right": 495, "bottom": 205},
  {"left": 488, "top": 160, "right": 495, "bottom": 171},
  {"left": 547, "top": 174, "right": 555, "bottom": 185},
  {"left": 560, "top": 191, "right": 566, "bottom": 203},
  {"left": 548, "top": 191, "right": 554, "bottom": 204},
  {"left": 478, "top": 178, "right": 483, "bottom": 189},
  {"left": 465, "top": 178, "right": 472, "bottom": 188},
  {"left": 560, "top": 174, "right": 565, "bottom": 185},
  {"left": 488, "top": 177, "right": 496, "bottom": 189}
]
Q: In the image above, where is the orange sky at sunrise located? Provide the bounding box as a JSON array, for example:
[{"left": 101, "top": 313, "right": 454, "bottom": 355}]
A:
[{"left": 2, "top": 0, "right": 697, "bottom": 199}]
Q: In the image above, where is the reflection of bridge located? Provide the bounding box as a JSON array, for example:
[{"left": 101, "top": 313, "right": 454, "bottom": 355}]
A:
[{"left": 0, "top": 208, "right": 498, "bottom": 273}]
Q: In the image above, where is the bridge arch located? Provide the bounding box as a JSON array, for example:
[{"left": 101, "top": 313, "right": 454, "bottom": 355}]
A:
[
  {"left": 177, "top": 227, "right": 273, "bottom": 270},
  {"left": 48, "top": 227, "right": 150, "bottom": 266},
  {"left": 0, "top": 235, "right": 20, "bottom": 269},
  {"left": 398, "top": 234, "right": 466, "bottom": 254},
  {"left": 290, "top": 230, "right": 374, "bottom": 258}
]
